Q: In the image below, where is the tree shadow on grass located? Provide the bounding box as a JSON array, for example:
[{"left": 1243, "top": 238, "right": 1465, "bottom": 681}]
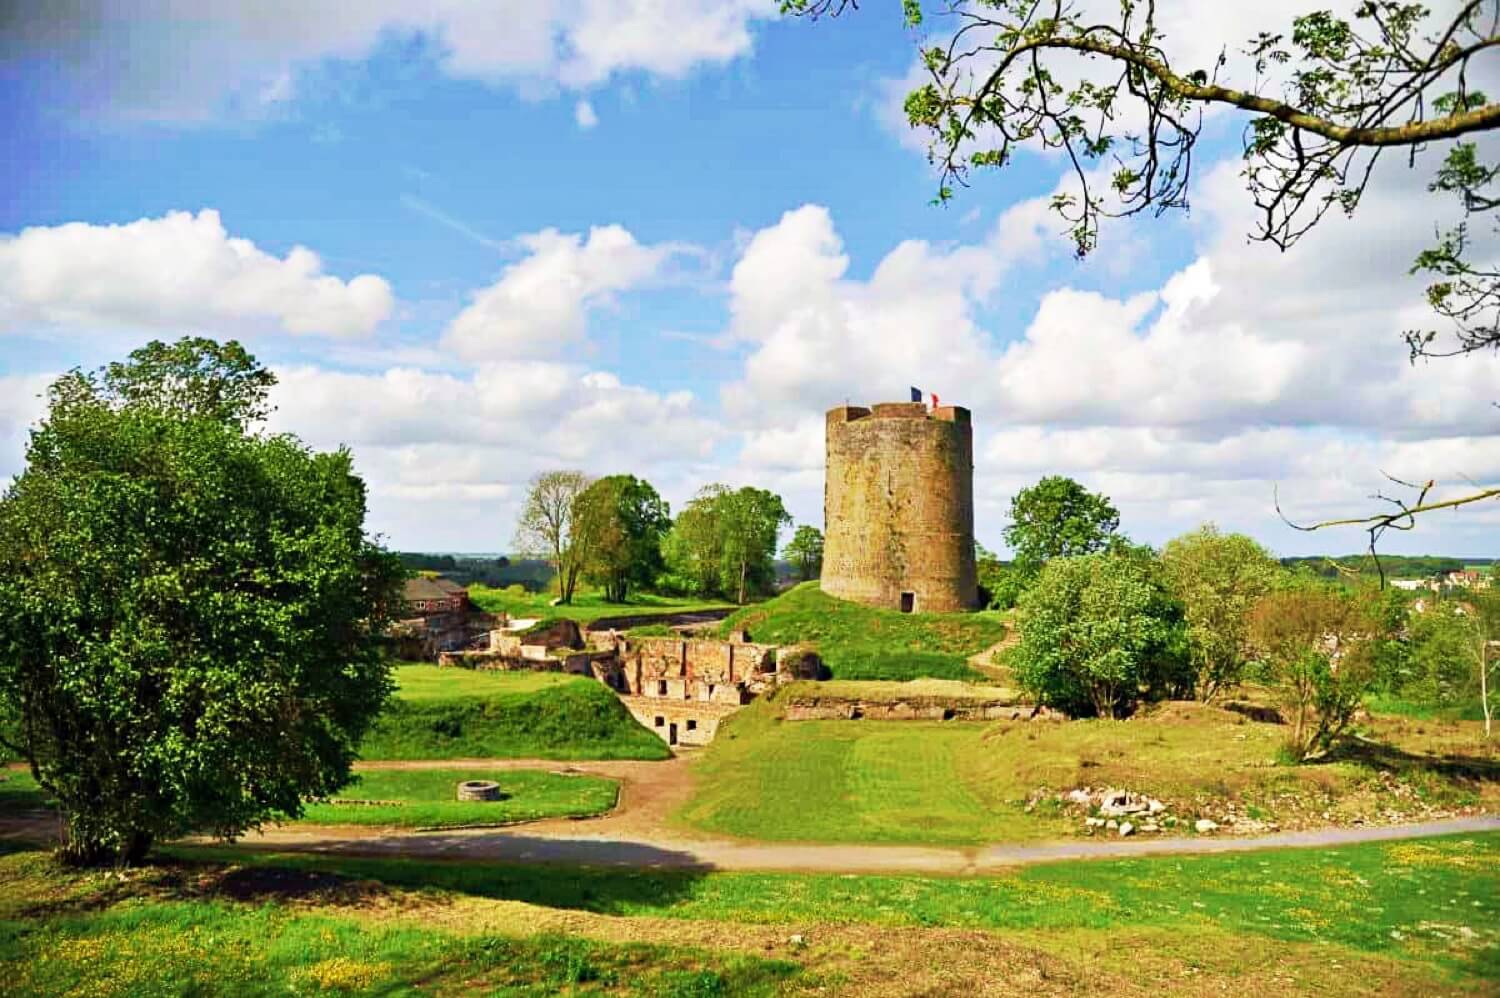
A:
[
  {"left": 166, "top": 835, "right": 714, "bottom": 918},
  {"left": 1323, "top": 737, "right": 1500, "bottom": 787}
]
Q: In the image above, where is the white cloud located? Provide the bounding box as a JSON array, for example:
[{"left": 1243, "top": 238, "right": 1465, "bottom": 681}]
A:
[
  {"left": 442, "top": 224, "right": 675, "bottom": 362},
  {"left": 574, "top": 98, "right": 599, "bottom": 129},
  {"left": 267, "top": 361, "right": 723, "bottom": 549},
  {"left": 0, "top": 210, "right": 393, "bottom": 337},
  {"left": 4, "top": 0, "right": 779, "bottom": 122},
  {"left": 719, "top": 155, "right": 1500, "bottom": 555}
]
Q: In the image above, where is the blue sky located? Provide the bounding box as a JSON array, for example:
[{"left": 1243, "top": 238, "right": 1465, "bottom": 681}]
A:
[{"left": 2, "top": 2, "right": 1496, "bottom": 558}]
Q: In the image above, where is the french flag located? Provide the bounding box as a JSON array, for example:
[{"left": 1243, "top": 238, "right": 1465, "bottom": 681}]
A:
[{"left": 910, "top": 387, "right": 940, "bottom": 408}]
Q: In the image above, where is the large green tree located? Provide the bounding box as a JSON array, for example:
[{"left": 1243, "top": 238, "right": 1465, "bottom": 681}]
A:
[
  {"left": 783, "top": 525, "right": 825, "bottom": 582},
  {"left": 1011, "top": 548, "right": 1187, "bottom": 717},
  {"left": 1003, "top": 475, "right": 1121, "bottom": 575},
  {"left": 0, "top": 338, "right": 403, "bottom": 865},
  {"left": 574, "top": 475, "right": 671, "bottom": 603},
  {"left": 663, "top": 485, "right": 792, "bottom": 604},
  {"left": 1160, "top": 523, "right": 1282, "bottom": 702}
]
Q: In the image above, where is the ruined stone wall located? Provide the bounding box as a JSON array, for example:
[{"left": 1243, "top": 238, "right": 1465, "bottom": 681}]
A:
[
  {"left": 618, "top": 697, "right": 743, "bottom": 747},
  {"left": 822, "top": 402, "right": 979, "bottom": 612}
]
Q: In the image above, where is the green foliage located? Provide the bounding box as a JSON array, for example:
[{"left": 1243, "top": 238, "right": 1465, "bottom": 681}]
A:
[
  {"left": 718, "top": 583, "right": 1003, "bottom": 682},
  {"left": 1160, "top": 523, "right": 1281, "bottom": 701},
  {"left": 1249, "top": 590, "right": 1378, "bottom": 760},
  {"left": 782, "top": 524, "right": 824, "bottom": 583},
  {"left": 1003, "top": 475, "right": 1120, "bottom": 576},
  {"left": 300, "top": 768, "right": 618, "bottom": 828},
  {"left": 361, "top": 666, "right": 669, "bottom": 761},
  {"left": 662, "top": 485, "right": 791, "bottom": 604},
  {"left": 573, "top": 474, "right": 671, "bottom": 603},
  {"left": 0, "top": 338, "right": 402, "bottom": 865},
  {"left": 1405, "top": 607, "right": 1482, "bottom": 706},
  {"left": 975, "top": 544, "right": 1026, "bottom": 610},
  {"left": 1012, "top": 550, "right": 1187, "bottom": 718}
]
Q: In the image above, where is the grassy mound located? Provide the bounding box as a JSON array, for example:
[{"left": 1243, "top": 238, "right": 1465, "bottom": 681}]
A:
[
  {"left": 677, "top": 694, "right": 1499, "bottom": 845},
  {"left": 361, "top": 665, "right": 670, "bottom": 761},
  {"left": 717, "top": 582, "right": 1006, "bottom": 681},
  {"left": 467, "top": 584, "right": 732, "bottom": 624},
  {"left": 301, "top": 769, "right": 618, "bottom": 829}
]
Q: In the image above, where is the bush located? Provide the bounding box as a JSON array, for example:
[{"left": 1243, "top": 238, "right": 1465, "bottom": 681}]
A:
[
  {"left": 1011, "top": 550, "right": 1187, "bottom": 718},
  {"left": 1249, "top": 590, "right": 1377, "bottom": 761}
]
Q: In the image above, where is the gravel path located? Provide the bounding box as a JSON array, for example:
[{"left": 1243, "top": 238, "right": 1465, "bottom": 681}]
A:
[{"left": 221, "top": 814, "right": 1500, "bottom": 874}]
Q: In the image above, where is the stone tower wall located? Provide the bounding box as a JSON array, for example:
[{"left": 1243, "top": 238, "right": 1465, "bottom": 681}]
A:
[{"left": 822, "top": 402, "right": 979, "bottom": 612}]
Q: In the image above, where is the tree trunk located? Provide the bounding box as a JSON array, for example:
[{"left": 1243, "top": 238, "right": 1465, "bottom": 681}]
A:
[
  {"left": 737, "top": 558, "right": 748, "bottom": 605},
  {"left": 1482, "top": 638, "right": 1492, "bottom": 739}
]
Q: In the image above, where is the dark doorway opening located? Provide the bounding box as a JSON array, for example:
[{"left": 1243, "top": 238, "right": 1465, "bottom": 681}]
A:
[
  {"left": 668, "top": 723, "right": 679, "bottom": 745},
  {"left": 900, "top": 592, "right": 915, "bottom": 613}
]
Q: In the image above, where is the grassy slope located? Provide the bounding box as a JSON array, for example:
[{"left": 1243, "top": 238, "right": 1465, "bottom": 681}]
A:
[
  {"left": 678, "top": 695, "right": 1499, "bottom": 845},
  {"left": 175, "top": 832, "right": 1500, "bottom": 992},
  {"left": 361, "top": 665, "right": 670, "bottom": 761},
  {"left": 0, "top": 852, "right": 798, "bottom": 997},
  {"left": 302, "top": 769, "right": 618, "bottom": 828},
  {"left": 468, "top": 584, "right": 733, "bottom": 623},
  {"left": 718, "top": 582, "right": 1006, "bottom": 681},
  {"left": 0, "top": 766, "right": 620, "bottom": 831}
]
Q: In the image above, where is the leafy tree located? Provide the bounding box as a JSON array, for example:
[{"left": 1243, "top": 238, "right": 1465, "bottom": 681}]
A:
[
  {"left": 662, "top": 485, "right": 791, "bottom": 603},
  {"left": 1012, "top": 549, "right": 1187, "bottom": 718},
  {"left": 511, "top": 470, "right": 593, "bottom": 604},
  {"left": 787, "top": 0, "right": 1500, "bottom": 358},
  {"left": 1003, "top": 475, "right": 1120, "bottom": 576},
  {"left": 0, "top": 338, "right": 403, "bottom": 865},
  {"left": 720, "top": 487, "right": 793, "bottom": 604},
  {"left": 1406, "top": 604, "right": 1482, "bottom": 705},
  {"left": 1249, "top": 590, "right": 1378, "bottom": 760},
  {"left": 1160, "top": 523, "right": 1281, "bottom": 702},
  {"left": 574, "top": 475, "right": 671, "bottom": 603},
  {"left": 783, "top": 524, "right": 825, "bottom": 582},
  {"left": 975, "top": 543, "right": 1026, "bottom": 610}
]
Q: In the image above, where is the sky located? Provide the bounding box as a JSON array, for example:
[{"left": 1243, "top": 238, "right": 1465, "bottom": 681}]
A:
[{"left": 2, "top": 1, "right": 1497, "bottom": 558}]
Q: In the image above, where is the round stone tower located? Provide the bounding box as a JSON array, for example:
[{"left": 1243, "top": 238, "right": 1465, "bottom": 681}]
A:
[{"left": 822, "top": 402, "right": 979, "bottom": 613}]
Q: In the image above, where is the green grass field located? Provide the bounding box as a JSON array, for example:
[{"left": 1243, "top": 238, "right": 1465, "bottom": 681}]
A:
[
  {"left": 718, "top": 582, "right": 1006, "bottom": 681},
  {"left": 467, "top": 584, "right": 733, "bottom": 623},
  {"left": 361, "top": 665, "right": 670, "bottom": 761},
  {"left": 161, "top": 831, "right": 1500, "bottom": 993},
  {"left": 678, "top": 694, "right": 1500, "bottom": 845},
  {"left": 301, "top": 769, "right": 618, "bottom": 828},
  {"left": 0, "top": 766, "right": 620, "bottom": 831},
  {"left": 0, "top": 850, "right": 799, "bottom": 997}
]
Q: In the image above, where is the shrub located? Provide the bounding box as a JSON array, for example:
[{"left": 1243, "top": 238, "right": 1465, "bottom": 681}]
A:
[
  {"left": 1249, "top": 590, "right": 1377, "bottom": 761},
  {"left": 1011, "top": 550, "right": 1187, "bottom": 718}
]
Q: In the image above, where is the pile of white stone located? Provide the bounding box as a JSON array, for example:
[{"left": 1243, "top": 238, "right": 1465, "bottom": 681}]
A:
[{"left": 1063, "top": 787, "right": 1223, "bottom": 837}]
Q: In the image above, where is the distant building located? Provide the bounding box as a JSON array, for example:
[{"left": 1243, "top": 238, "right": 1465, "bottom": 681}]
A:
[
  {"left": 1444, "top": 569, "right": 1490, "bottom": 590},
  {"left": 393, "top": 576, "right": 486, "bottom": 659},
  {"left": 1391, "top": 579, "right": 1427, "bottom": 591},
  {"left": 402, "top": 576, "right": 467, "bottom": 615}
]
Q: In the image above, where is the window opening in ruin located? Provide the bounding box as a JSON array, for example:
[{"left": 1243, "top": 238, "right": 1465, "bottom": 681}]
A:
[
  {"left": 657, "top": 680, "right": 667, "bottom": 696},
  {"left": 668, "top": 723, "right": 678, "bottom": 745},
  {"left": 706, "top": 684, "right": 715, "bottom": 700},
  {"left": 900, "top": 592, "right": 915, "bottom": 613},
  {"left": 654, "top": 716, "right": 664, "bottom": 727},
  {"left": 687, "top": 719, "right": 697, "bottom": 731}
]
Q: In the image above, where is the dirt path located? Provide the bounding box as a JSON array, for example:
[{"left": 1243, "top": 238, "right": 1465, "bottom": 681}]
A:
[
  {"left": 968, "top": 631, "right": 1018, "bottom": 683},
  {"left": 6, "top": 755, "right": 1495, "bottom": 874},
  {"left": 351, "top": 755, "right": 701, "bottom": 839}
]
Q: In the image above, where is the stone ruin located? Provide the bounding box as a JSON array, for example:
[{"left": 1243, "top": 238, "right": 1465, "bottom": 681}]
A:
[{"left": 440, "top": 619, "right": 819, "bottom": 746}]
